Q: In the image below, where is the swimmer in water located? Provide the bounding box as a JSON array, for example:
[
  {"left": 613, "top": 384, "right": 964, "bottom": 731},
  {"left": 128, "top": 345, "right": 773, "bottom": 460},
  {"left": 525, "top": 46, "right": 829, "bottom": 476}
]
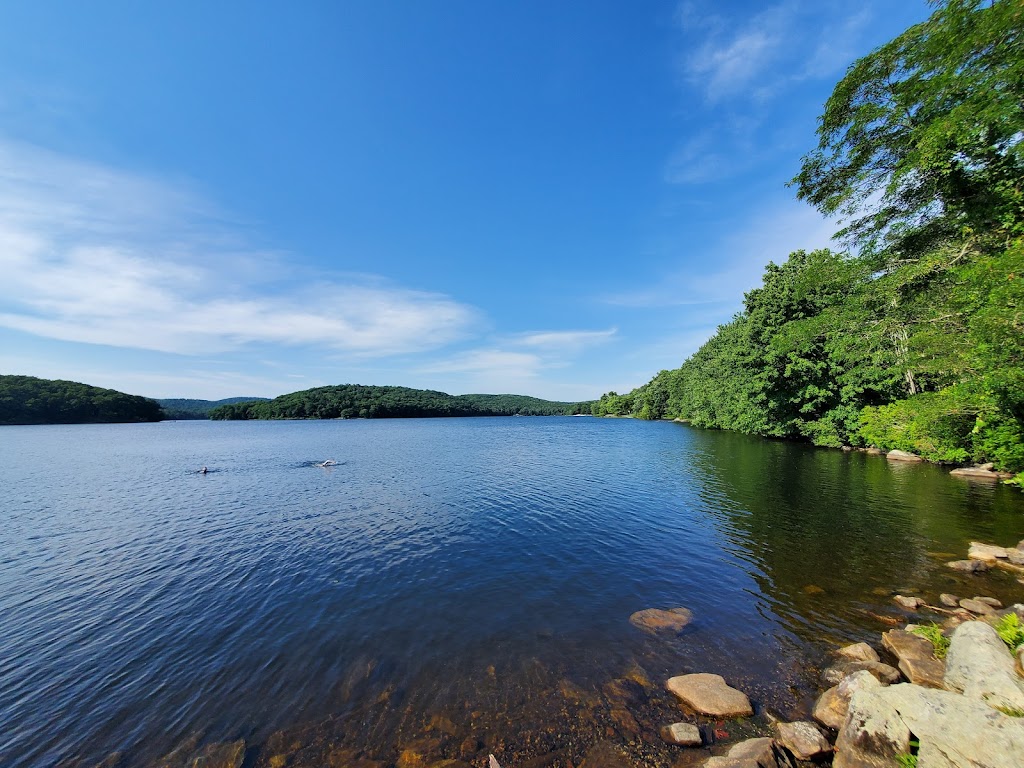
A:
[
  {"left": 317, "top": 459, "right": 337, "bottom": 467},
  {"left": 199, "top": 466, "right": 208, "bottom": 474}
]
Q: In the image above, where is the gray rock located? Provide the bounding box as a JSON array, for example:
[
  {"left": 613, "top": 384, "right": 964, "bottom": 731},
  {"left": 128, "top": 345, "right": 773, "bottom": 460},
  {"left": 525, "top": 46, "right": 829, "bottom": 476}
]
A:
[
  {"left": 629, "top": 607, "right": 693, "bottom": 634},
  {"left": 886, "top": 450, "right": 923, "bottom": 462},
  {"left": 858, "top": 683, "right": 1024, "bottom": 768},
  {"left": 949, "top": 467, "right": 1009, "bottom": 480},
  {"left": 774, "top": 721, "right": 831, "bottom": 761},
  {"left": 665, "top": 673, "right": 753, "bottom": 718},
  {"left": 959, "top": 598, "right": 996, "bottom": 615},
  {"left": 834, "top": 687, "right": 911, "bottom": 768},
  {"left": 968, "top": 542, "right": 1010, "bottom": 562},
  {"left": 1009, "top": 549, "right": 1024, "bottom": 566},
  {"left": 939, "top": 593, "right": 960, "bottom": 607},
  {"left": 659, "top": 722, "right": 702, "bottom": 747},
  {"left": 974, "top": 596, "right": 1003, "bottom": 608},
  {"left": 893, "top": 595, "right": 922, "bottom": 609},
  {"left": 822, "top": 660, "right": 902, "bottom": 686},
  {"left": 947, "top": 559, "right": 990, "bottom": 573},
  {"left": 944, "top": 621, "right": 1024, "bottom": 711},
  {"left": 814, "top": 671, "right": 884, "bottom": 731},
  {"left": 837, "top": 642, "right": 880, "bottom": 663}
]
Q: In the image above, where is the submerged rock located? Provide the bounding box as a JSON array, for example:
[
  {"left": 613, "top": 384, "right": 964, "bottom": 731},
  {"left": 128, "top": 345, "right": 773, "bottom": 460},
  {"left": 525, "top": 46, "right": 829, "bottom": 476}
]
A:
[
  {"left": 822, "top": 660, "right": 902, "bottom": 686},
  {"left": 960, "top": 598, "right": 997, "bottom": 615},
  {"left": 893, "top": 595, "right": 921, "bottom": 609},
  {"left": 628, "top": 607, "right": 693, "bottom": 633},
  {"left": 944, "top": 621, "right": 1024, "bottom": 712},
  {"left": 659, "top": 722, "right": 702, "bottom": 746},
  {"left": 665, "top": 673, "right": 753, "bottom": 718},
  {"left": 947, "top": 559, "right": 990, "bottom": 573},
  {"left": 940, "top": 593, "right": 960, "bottom": 607}
]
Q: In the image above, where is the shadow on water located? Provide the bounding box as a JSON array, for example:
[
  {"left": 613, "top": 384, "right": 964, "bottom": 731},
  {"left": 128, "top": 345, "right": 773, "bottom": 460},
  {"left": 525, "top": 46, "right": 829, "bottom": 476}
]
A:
[{"left": 2, "top": 418, "right": 1022, "bottom": 768}]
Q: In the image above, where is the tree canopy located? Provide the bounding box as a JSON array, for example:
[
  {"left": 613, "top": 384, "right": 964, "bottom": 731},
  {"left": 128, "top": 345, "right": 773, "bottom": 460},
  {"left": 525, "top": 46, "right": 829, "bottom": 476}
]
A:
[
  {"left": 0, "top": 375, "right": 165, "bottom": 425},
  {"left": 606, "top": 0, "right": 1024, "bottom": 485}
]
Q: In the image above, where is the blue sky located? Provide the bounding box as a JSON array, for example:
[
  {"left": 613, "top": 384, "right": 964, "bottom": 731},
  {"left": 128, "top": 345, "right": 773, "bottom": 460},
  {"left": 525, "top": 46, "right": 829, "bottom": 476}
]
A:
[{"left": 0, "top": 1, "right": 932, "bottom": 401}]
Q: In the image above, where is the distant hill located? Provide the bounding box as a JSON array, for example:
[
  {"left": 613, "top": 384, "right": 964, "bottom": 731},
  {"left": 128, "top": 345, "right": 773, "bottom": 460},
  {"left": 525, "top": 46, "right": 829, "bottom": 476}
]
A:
[
  {"left": 209, "top": 385, "right": 593, "bottom": 420},
  {"left": 0, "top": 375, "right": 164, "bottom": 425},
  {"left": 158, "top": 397, "right": 270, "bottom": 420}
]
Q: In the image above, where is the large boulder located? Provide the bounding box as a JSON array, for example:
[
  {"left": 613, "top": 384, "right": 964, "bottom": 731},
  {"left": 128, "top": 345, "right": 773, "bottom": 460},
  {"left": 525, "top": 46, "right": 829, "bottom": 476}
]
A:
[
  {"left": 629, "top": 607, "right": 693, "bottom": 633},
  {"left": 968, "top": 542, "right": 1010, "bottom": 562},
  {"left": 882, "top": 629, "right": 946, "bottom": 688},
  {"left": 837, "top": 642, "right": 880, "bottom": 663},
  {"left": 837, "top": 683, "right": 1024, "bottom": 768},
  {"left": 834, "top": 687, "right": 911, "bottom": 768},
  {"left": 944, "top": 621, "right": 1024, "bottom": 711},
  {"left": 886, "top": 450, "right": 923, "bottom": 462},
  {"left": 665, "top": 673, "right": 753, "bottom": 718}
]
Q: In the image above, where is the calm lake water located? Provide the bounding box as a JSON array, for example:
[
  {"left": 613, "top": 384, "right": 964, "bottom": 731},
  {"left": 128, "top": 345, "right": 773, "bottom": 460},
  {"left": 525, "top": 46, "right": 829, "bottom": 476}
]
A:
[{"left": 1, "top": 417, "right": 1023, "bottom": 768}]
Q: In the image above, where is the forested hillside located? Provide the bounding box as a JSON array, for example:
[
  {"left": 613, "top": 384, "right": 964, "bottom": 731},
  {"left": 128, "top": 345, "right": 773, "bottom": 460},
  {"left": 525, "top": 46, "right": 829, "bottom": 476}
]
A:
[
  {"left": 209, "top": 385, "right": 592, "bottom": 420},
  {"left": 158, "top": 397, "right": 269, "bottom": 420},
  {"left": 0, "top": 375, "right": 164, "bottom": 425},
  {"left": 597, "top": 0, "right": 1023, "bottom": 484}
]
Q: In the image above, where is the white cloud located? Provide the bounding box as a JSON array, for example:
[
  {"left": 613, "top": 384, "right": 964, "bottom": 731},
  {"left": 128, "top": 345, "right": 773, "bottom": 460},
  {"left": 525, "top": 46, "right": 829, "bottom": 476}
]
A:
[
  {"left": 0, "top": 139, "right": 479, "bottom": 356},
  {"left": 510, "top": 327, "right": 617, "bottom": 350}
]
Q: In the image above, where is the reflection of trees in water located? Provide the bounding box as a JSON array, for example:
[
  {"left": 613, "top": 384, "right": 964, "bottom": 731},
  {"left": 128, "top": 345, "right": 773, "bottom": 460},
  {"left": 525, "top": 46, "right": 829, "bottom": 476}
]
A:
[{"left": 677, "top": 426, "right": 1024, "bottom": 646}]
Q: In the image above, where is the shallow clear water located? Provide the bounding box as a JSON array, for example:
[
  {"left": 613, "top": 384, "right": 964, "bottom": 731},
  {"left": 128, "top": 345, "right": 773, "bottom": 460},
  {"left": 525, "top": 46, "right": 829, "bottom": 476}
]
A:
[{"left": 1, "top": 417, "right": 1022, "bottom": 767}]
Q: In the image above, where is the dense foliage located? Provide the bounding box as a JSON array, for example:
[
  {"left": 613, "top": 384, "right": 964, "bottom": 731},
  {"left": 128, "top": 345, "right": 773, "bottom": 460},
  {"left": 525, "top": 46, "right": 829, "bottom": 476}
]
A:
[
  {"left": 0, "top": 375, "right": 164, "bottom": 425},
  {"left": 158, "top": 397, "right": 269, "bottom": 420},
  {"left": 600, "top": 0, "right": 1024, "bottom": 485},
  {"left": 209, "top": 385, "right": 592, "bottom": 420}
]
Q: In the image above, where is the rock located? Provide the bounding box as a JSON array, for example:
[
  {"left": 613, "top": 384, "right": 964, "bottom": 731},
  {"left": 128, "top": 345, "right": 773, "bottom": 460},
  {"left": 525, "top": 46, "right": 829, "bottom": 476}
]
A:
[
  {"left": 898, "top": 655, "right": 946, "bottom": 689},
  {"left": 886, "top": 450, "right": 923, "bottom": 462},
  {"left": 947, "top": 559, "right": 990, "bottom": 573},
  {"left": 665, "top": 673, "right": 753, "bottom": 718},
  {"left": 944, "top": 621, "right": 1024, "bottom": 711},
  {"left": 968, "top": 542, "right": 1010, "bottom": 562},
  {"left": 822, "top": 660, "right": 902, "bottom": 686},
  {"left": 813, "top": 671, "right": 883, "bottom": 731},
  {"left": 725, "top": 737, "right": 776, "bottom": 764},
  {"left": 842, "top": 683, "right": 1024, "bottom": 768},
  {"left": 974, "top": 596, "right": 1003, "bottom": 608},
  {"left": 775, "top": 721, "right": 830, "bottom": 761},
  {"left": 959, "top": 598, "right": 997, "bottom": 615},
  {"left": 629, "top": 607, "right": 693, "bottom": 633},
  {"left": 950, "top": 466, "right": 1013, "bottom": 480},
  {"left": 578, "top": 742, "right": 630, "bottom": 768},
  {"left": 864, "top": 447, "right": 883, "bottom": 455},
  {"left": 703, "top": 759, "right": 762, "bottom": 768},
  {"left": 893, "top": 595, "right": 921, "bottom": 609},
  {"left": 1009, "top": 549, "right": 1024, "bottom": 566},
  {"left": 882, "top": 629, "right": 936, "bottom": 663},
  {"left": 833, "top": 687, "right": 911, "bottom": 768},
  {"left": 659, "top": 722, "right": 702, "bottom": 746},
  {"left": 939, "top": 593, "right": 960, "bottom": 607},
  {"left": 837, "top": 642, "right": 879, "bottom": 663}
]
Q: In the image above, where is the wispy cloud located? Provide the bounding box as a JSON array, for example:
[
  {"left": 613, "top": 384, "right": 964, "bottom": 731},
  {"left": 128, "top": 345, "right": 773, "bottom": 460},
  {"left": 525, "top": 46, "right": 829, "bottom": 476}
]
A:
[
  {"left": 510, "top": 327, "right": 617, "bottom": 350},
  {"left": 0, "top": 139, "right": 480, "bottom": 357}
]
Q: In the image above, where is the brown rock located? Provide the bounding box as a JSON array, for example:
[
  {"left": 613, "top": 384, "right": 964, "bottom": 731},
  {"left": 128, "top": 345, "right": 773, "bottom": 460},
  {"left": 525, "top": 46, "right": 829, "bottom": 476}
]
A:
[
  {"left": 886, "top": 450, "right": 923, "bottom": 462},
  {"left": 837, "top": 642, "right": 879, "bottom": 663},
  {"left": 973, "top": 596, "right": 1003, "bottom": 608},
  {"left": 703, "top": 759, "right": 761, "bottom": 768},
  {"left": 882, "top": 629, "right": 935, "bottom": 663},
  {"left": 939, "top": 593, "right": 960, "bottom": 607},
  {"left": 968, "top": 542, "right": 1010, "bottom": 562},
  {"left": 725, "top": 738, "right": 775, "bottom": 763},
  {"left": 947, "top": 559, "right": 990, "bottom": 573},
  {"left": 775, "top": 721, "right": 831, "bottom": 761},
  {"left": 813, "top": 670, "right": 884, "bottom": 732},
  {"left": 578, "top": 741, "right": 630, "bottom": 768},
  {"left": 897, "top": 655, "right": 946, "bottom": 689},
  {"left": 659, "top": 722, "right": 702, "bottom": 746},
  {"left": 822, "top": 660, "right": 902, "bottom": 686},
  {"left": 665, "top": 673, "right": 753, "bottom": 718},
  {"left": 959, "top": 598, "right": 996, "bottom": 615},
  {"left": 950, "top": 466, "right": 1012, "bottom": 480},
  {"left": 629, "top": 607, "right": 693, "bottom": 633},
  {"left": 893, "top": 595, "right": 921, "bottom": 609}
]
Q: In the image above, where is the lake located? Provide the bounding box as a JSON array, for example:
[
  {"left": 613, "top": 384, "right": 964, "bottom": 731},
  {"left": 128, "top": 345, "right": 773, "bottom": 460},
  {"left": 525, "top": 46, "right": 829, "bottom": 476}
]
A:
[{"left": 1, "top": 417, "right": 1022, "bottom": 768}]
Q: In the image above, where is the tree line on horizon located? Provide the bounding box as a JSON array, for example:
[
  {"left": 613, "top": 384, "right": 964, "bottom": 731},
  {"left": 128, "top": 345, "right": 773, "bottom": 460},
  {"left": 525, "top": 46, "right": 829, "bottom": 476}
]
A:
[
  {"left": 0, "top": 375, "right": 164, "bottom": 425},
  {"left": 594, "top": 0, "right": 1024, "bottom": 485},
  {"left": 209, "top": 384, "right": 593, "bottom": 420}
]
